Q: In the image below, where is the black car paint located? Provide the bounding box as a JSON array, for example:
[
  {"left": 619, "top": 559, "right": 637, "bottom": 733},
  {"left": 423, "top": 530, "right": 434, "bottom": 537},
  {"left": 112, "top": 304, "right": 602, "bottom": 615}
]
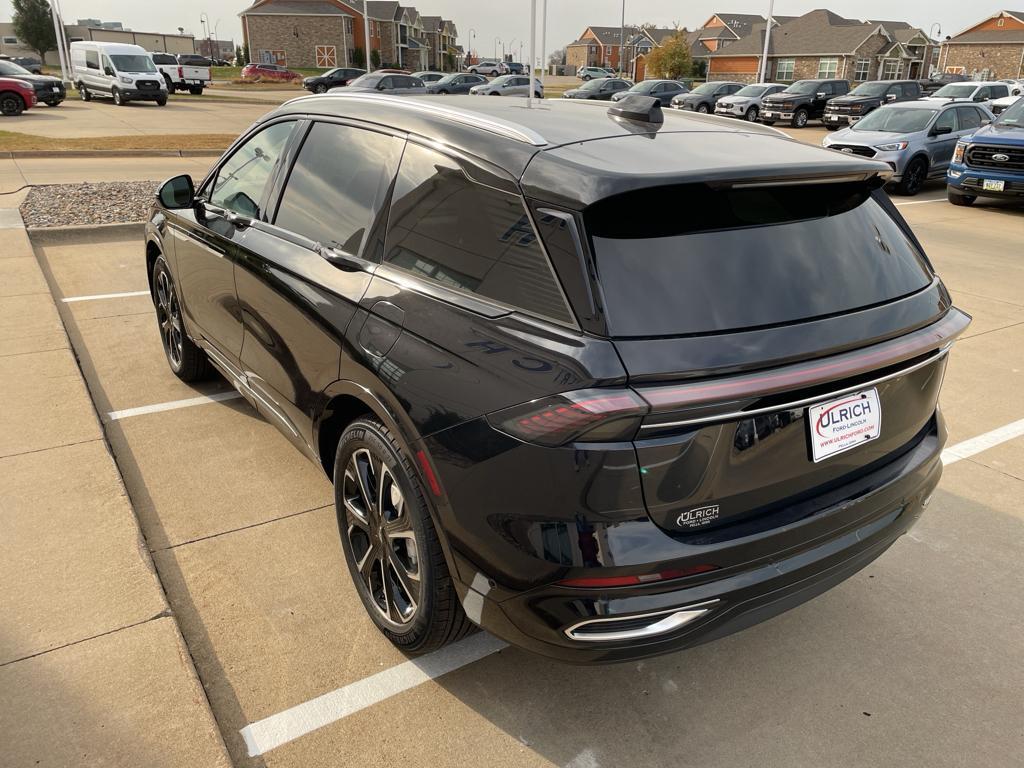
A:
[
  {"left": 762, "top": 79, "right": 851, "bottom": 124},
  {"left": 303, "top": 68, "right": 366, "bottom": 92},
  {"left": 562, "top": 79, "right": 632, "bottom": 100},
  {"left": 824, "top": 80, "right": 922, "bottom": 126},
  {"left": 147, "top": 94, "right": 966, "bottom": 662},
  {"left": 0, "top": 61, "right": 65, "bottom": 105}
]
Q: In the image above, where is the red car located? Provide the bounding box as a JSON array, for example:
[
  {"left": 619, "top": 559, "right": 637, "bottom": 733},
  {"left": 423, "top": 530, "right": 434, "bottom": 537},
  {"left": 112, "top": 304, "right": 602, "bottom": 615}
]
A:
[
  {"left": 240, "top": 63, "right": 301, "bottom": 82},
  {"left": 0, "top": 77, "right": 36, "bottom": 116}
]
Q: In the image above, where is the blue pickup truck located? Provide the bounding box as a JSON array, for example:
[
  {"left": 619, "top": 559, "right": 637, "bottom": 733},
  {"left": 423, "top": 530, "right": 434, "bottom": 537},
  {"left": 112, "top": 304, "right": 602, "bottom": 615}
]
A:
[{"left": 947, "top": 96, "right": 1024, "bottom": 205}]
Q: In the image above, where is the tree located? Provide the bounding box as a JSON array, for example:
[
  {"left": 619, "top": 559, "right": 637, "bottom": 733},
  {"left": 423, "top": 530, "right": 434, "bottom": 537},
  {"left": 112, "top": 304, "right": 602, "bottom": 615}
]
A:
[
  {"left": 548, "top": 47, "right": 566, "bottom": 66},
  {"left": 12, "top": 0, "right": 56, "bottom": 62},
  {"left": 370, "top": 48, "right": 381, "bottom": 68},
  {"left": 353, "top": 46, "right": 365, "bottom": 68},
  {"left": 645, "top": 30, "right": 693, "bottom": 80}
]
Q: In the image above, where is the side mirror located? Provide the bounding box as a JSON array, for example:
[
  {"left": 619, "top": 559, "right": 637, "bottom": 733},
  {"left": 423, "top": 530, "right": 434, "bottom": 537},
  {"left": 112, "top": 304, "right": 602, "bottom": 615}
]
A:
[
  {"left": 158, "top": 174, "right": 195, "bottom": 209},
  {"left": 886, "top": 93, "right": 897, "bottom": 102},
  {"left": 816, "top": 92, "right": 826, "bottom": 99},
  {"left": 930, "top": 125, "right": 953, "bottom": 136},
  {"left": 973, "top": 94, "right": 986, "bottom": 102},
  {"left": 104, "top": 66, "right": 114, "bottom": 76},
  {"left": 377, "top": 83, "right": 387, "bottom": 91}
]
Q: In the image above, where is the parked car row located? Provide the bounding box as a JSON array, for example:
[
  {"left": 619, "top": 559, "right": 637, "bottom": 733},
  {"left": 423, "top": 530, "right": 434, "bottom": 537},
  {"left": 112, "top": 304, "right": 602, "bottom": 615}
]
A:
[{"left": 150, "top": 52, "right": 211, "bottom": 95}]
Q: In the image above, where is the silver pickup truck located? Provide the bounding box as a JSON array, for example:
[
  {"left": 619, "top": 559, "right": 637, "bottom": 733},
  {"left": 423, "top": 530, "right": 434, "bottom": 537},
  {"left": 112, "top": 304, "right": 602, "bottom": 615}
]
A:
[{"left": 151, "top": 52, "right": 211, "bottom": 95}]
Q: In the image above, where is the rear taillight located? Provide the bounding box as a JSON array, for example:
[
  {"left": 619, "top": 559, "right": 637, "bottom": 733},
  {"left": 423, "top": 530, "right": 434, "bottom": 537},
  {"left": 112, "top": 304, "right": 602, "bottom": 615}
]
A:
[
  {"left": 178, "top": 66, "right": 184, "bottom": 78},
  {"left": 558, "top": 565, "right": 718, "bottom": 588},
  {"left": 487, "top": 388, "right": 648, "bottom": 447}
]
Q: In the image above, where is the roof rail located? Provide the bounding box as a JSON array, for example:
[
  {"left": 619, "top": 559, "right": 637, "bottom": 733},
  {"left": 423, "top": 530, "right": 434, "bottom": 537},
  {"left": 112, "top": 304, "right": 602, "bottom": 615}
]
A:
[{"left": 294, "top": 92, "right": 549, "bottom": 146}]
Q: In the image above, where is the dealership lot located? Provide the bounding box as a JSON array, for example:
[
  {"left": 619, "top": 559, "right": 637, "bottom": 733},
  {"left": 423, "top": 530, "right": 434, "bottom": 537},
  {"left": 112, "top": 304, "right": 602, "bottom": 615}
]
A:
[{"left": 6, "top": 121, "right": 1024, "bottom": 767}]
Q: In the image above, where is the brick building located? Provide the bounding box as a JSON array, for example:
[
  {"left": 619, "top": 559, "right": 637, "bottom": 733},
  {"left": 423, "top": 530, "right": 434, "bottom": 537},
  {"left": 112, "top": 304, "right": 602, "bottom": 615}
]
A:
[
  {"left": 938, "top": 10, "right": 1024, "bottom": 79},
  {"left": 239, "top": 0, "right": 459, "bottom": 70},
  {"left": 0, "top": 21, "right": 196, "bottom": 64},
  {"left": 708, "top": 9, "right": 937, "bottom": 84}
]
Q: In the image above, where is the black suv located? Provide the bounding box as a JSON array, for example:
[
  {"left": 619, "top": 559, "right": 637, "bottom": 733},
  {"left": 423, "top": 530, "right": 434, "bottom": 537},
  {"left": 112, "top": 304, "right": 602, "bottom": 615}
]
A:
[
  {"left": 762, "top": 78, "right": 850, "bottom": 127},
  {"left": 824, "top": 79, "right": 922, "bottom": 129},
  {"left": 303, "top": 67, "right": 366, "bottom": 93},
  {"left": 147, "top": 93, "right": 967, "bottom": 662},
  {"left": 0, "top": 58, "right": 65, "bottom": 106}
]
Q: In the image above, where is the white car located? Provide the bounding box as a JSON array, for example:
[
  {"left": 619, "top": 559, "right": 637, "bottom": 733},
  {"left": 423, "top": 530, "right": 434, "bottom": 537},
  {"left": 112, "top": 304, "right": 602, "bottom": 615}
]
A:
[
  {"left": 922, "top": 81, "right": 1014, "bottom": 110},
  {"left": 469, "top": 74, "right": 543, "bottom": 98},
  {"left": 991, "top": 93, "right": 1024, "bottom": 115},
  {"left": 70, "top": 41, "right": 167, "bottom": 106},
  {"left": 714, "top": 82, "right": 787, "bottom": 122},
  {"left": 468, "top": 60, "right": 507, "bottom": 77},
  {"left": 150, "top": 52, "right": 210, "bottom": 95}
]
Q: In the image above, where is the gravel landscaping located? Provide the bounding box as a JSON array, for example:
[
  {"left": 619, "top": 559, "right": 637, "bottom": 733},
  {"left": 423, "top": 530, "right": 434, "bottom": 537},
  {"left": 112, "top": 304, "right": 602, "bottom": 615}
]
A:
[{"left": 20, "top": 181, "right": 160, "bottom": 228}]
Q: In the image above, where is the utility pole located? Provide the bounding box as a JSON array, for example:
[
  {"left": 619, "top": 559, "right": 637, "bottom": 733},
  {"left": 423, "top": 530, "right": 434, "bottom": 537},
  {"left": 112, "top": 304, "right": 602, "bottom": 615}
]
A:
[
  {"left": 49, "top": 0, "right": 69, "bottom": 83},
  {"left": 527, "top": 0, "right": 536, "bottom": 108},
  {"left": 363, "top": 6, "right": 373, "bottom": 71},
  {"left": 757, "top": 0, "right": 774, "bottom": 83},
  {"left": 618, "top": 0, "right": 625, "bottom": 76}
]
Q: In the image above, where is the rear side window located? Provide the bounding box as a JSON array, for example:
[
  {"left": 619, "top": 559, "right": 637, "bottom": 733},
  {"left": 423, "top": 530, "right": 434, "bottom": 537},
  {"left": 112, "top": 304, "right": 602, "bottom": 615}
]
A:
[
  {"left": 585, "top": 183, "right": 933, "bottom": 337},
  {"left": 956, "top": 106, "right": 982, "bottom": 130},
  {"left": 384, "top": 142, "right": 572, "bottom": 324},
  {"left": 275, "top": 122, "right": 399, "bottom": 254}
]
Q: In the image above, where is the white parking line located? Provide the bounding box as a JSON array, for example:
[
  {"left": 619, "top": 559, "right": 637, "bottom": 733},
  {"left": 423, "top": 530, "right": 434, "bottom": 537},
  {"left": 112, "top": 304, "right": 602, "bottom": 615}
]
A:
[
  {"left": 62, "top": 290, "right": 150, "bottom": 303},
  {"left": 232, "top": 415, "right": 1024, "bottom": 756},
  {"left": 106, "top": 391, "right": 243, "bottom": 421},
  {"left": 941, "top": 418, "right": 1024, "bottom": 466},
  {"left": 894, "top": 198, "right": 945, "bottom": 207},
  {"left": 240, "top": 632, "right": 508, "bottom": 757}
]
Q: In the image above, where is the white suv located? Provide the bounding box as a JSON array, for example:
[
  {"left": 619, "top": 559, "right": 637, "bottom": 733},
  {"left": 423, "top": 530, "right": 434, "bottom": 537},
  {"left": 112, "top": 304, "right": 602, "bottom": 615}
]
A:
[
  {"left": 468, "top": 60, "right": 507, "bottom": 77},
  {"left": 923, "top": 81, "right": 1013, "bottom": 110}
]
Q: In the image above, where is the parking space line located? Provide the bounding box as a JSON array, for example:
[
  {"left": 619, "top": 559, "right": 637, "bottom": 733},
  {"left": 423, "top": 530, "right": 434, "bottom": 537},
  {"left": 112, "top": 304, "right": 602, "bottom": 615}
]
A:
[
  {"left": 63, "top": 290, "right": 150, "bottom": 303},
  {"left": 941, "top": 418, "right": 1024, "bottom": 466},
  {"left": 239, "top": 632, "right": 508, "bottom": 757},
  {"left": 894, "top": 198, "right": 944, "bottom": 207},
  {"left": 107, "top": 391, "right": 243, "bottom": 421}
]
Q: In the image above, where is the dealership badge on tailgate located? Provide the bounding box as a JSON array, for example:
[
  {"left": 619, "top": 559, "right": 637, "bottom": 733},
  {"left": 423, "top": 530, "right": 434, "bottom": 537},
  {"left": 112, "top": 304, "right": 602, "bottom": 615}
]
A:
[{"left": 808, "top": 388, "right": 882, "bottom": 462}]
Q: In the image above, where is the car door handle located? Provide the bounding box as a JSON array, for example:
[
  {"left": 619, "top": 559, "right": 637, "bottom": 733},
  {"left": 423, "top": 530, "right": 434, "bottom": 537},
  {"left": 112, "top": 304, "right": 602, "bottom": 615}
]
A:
[
  {"left": 223, "top": 211, "right": 251, "bottom": 229},
  {"left": 315, "top": 243, "right": 367, "bottom": 272}
]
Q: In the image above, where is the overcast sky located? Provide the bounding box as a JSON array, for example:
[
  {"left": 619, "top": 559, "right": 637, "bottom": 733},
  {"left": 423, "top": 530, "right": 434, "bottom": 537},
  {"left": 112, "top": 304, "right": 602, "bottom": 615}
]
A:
[{"left": 0, "top": 1, "right": 1006, "bottom": 60}]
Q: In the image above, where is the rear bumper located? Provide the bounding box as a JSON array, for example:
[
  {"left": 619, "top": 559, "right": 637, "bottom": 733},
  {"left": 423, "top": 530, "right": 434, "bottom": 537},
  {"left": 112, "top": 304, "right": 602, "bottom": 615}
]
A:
[{"left": 450, "top": 416, "right": 944, "bottom": 663}]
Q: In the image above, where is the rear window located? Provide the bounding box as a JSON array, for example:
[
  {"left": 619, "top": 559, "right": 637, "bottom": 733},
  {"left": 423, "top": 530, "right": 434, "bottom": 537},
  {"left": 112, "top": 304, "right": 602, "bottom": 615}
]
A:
[{"left": 585, "top": 183, "right": 933, "bottom": 337}]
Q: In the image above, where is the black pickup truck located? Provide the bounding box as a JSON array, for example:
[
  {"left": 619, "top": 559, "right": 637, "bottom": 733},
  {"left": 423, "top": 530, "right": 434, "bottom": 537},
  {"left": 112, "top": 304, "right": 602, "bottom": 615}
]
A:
[
  {"left": 761, "top": 78, "right": 850, "bottom": 127},
  {"left": 823, "top": 79, "right": 922, "bottom": 129}
]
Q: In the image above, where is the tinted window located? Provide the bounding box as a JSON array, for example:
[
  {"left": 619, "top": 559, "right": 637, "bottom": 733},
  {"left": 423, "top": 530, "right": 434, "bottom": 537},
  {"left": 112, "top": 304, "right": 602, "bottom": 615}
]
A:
[
  {"left": 209, "top": 121, "right": 294, "bottom": 218},
  {"left": 85, "top": 50, "right": 99, "bottom": 69},
  {"left": 585, "top": 184, "right": 932, "bottom": 336},
  {"left": 992, "top": 85, "right": 1009, "bottom": 98},
  {"left": 933, "top": 108, "right": 957, "bottom": 132},
  {"left": 275, "top": 123, "right": 397, "bottom": 255},
  {"left": 384, "top": 143, "right": 571, "bottom": 324},
  {"left": 956, "top": 106, "right": 982, "bottom": 130}
]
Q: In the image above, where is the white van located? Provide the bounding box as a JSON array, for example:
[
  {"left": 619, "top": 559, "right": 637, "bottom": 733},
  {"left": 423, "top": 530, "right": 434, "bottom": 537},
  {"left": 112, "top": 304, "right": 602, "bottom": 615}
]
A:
[{"left": 70, "top": 41, "right": 167, "bottom": 106}]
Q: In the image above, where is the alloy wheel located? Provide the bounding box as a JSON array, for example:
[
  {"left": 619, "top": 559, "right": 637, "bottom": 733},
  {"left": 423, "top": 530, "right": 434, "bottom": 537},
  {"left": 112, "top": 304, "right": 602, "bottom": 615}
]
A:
[
  {"left": 155, "top": 269, "right": 184, "bottom": 369},
  {"left": 315, "top": 84, "right": 327, "bottom": 94},
  {"left": 343, "top": 448, "right": 421, "bottom": 627},
  {"left": 794, "top": 109, "right": 808, "bottom": 127},
  {"left": 0, "top": 95, "right": 22, "bottom": 115},
  {"left": 697, "top": 103, "right": 709, "bottom": 113},
  {"left": 903, "top": 159, "right": 926, "bottom": 195},
  {"left": 746, "top": 106, "right": 759, "bottom": 122}
]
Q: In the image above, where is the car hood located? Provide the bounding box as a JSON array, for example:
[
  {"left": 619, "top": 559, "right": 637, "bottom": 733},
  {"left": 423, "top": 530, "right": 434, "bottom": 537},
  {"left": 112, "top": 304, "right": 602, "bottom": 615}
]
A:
[
  {"left": 5, "top": 73, "right": 62, "bottom": 86},
  {"left": 563, "top": 88, "right": 597, "bottom": 98},
  {"left": 922, "top": 95, "right": 973, "bottom": 102},
  {"left": 969, "top": 121, "right": 1024, "bottom": 145},
  {"left": 828, "top": 128, "right": 920, "bottom": 145},
  {"left": 720, "top": 95, "right": 753, "bottom": 106},
  {"left": 672, "top": 92, "right": 704, "bottom": 103},
  {"left": 830, "top": 95, "right": 881, "bottom": 106},
  {"left": 762, "top": 93, "right": 802, "bottom": 103}
]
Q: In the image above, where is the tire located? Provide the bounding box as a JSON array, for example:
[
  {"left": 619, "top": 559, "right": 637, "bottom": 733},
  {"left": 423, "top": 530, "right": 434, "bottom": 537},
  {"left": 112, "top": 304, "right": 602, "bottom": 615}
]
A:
[
  {"left": 791, "top": 108, "right": 809, "bottom": 128},
  {"left": 489, "top": 91, "right": 500, "bottom": 96},
  {"left": 490, "top": 69, "right": 498, "bottom": 77},
  {"left": 762, "top": 119, "right": 776, "bottom": 125},
  {"left": 825, "top": 124, "right": 839, "bottom": 131},
  {"left": 334, "top": 418, "right": 474, "bottom": 654},
  {"left": 534, "top": 91, "right": 542, "bottom": 99},
  {"left": 156, "top": 96, "right": 167, "bottom": 107},
  {"left": 0, "top": 93, "right": 24, "bottom": 116},
  {"left": 697, "top": 102, "right": 710, "bottom": 113},
  {"left": 112, "top": 88, "right": 126, "bottom": 106},
  {"left": 151, "top": 256, "right": 210, "bottom": 382},
  {"left": 582, "top": 75, "right": 592, "bottom": 81},
  {"left": 947, "top": 188, "right": 976, "bottom": 206},
  {"left": 44, "top": 99, "right": 61, "bottom": 107},
  {"left": 188, "top": 86, "right": 203, "bottom": 95},
  {"left": 895, "top": 157, "right": 928, "bottom": 196},
  {"left": 314, "top": 84, "right": 327, "bottom": 94},
  {"left": 437, "top": 88, "right": 449, "bottom": 95},
  {"left": 78, "top": 84, "right": 91, "bottom": 101},
  {"left": 163, "top": 75, "right": 175, "bottom": 94},
  {"left": 745, "top": 105, "right": 758, "bottom": 122}
]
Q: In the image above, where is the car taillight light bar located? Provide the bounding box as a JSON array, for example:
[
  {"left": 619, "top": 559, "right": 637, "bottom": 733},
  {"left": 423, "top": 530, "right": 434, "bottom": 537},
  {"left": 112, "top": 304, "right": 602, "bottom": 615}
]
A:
[
  {"left": 486, "top": 388, "right": 648, "bottom": 447},
  {"left": 558, "top": 564, "right": 719, "bottom": 588}
]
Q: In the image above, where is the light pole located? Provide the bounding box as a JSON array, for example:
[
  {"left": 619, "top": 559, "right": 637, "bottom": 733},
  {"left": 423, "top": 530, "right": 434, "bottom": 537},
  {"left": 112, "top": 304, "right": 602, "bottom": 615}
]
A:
[
  {"left": 508, "top": 38, "right": 517, "bottom": 64},
  {"left": 618, "top": 0, "right": 625, "bottom": 76},
  {"left": 199, "top": 12, "right": 209, "bottom": 57},
  {"left": 469, "top": 28, "right": 476, "bottom": 63},
  {"left": 757, "top": 0, "right": 774, "bottom": 83},
  {"left": 494, "top": 37, "right": 501, "bottom": 59}
]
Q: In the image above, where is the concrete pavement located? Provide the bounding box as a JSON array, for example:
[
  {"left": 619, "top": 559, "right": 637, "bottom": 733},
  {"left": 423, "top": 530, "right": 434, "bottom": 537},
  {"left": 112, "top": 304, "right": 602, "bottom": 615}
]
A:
[
  {"left": 0, "top": 156, "right": 215, "bottom": 193},
  {"left": 0, "top": 194, "right": 231, "bottom": 767}
]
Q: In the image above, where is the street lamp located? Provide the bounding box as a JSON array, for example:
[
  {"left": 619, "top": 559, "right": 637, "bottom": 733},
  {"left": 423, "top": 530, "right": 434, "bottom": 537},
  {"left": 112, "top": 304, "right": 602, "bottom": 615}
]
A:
[
  {"left": 469, "top": 27, "right": 476, "bottom": 62},
  {"left": 494, "top": 37, "right": 501, "bottom": 59}
]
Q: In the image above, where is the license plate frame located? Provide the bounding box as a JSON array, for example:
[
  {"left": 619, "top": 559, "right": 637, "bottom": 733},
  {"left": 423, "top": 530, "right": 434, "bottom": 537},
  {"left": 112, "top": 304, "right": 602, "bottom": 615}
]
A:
[
  {"left": 983, "top": 179, "right": 1005, "bottom": 192},
  {"left": 807, "top": 388, "right": 882, "bottom": 463}
]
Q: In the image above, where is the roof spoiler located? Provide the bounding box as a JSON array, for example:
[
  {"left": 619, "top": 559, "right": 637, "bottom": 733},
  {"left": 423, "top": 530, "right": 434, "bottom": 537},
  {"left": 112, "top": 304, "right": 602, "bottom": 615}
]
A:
[{"left": 706, "top": 168, "right": 893, "bottom": 190}]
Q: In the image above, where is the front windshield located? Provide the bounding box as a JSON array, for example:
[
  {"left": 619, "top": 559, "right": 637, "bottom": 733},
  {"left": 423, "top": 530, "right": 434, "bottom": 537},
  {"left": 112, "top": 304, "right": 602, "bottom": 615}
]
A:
[
  {"left": 849, "top": 82, "right": 891, "bottom": 96},
  {"left": 629, "top": 81, "right": 656, "bottom": 92},
  {"left": 350, "top": 74, "right": 381, "bottom": 87},
  {"left": 692, "top": 83, "right": 720, "bottom": 95},
  {"left": 491, "top": 75, "right": 514, "bottom": 86},
  {"left": 0, "top": 61, "right": 32, "bottom": 75},
  {"left": 933, "top": 84, "right": 976, "bottom": 98},
  {"left": 579, "top": 78, "right": 606, "bottom": 91},
  {"left": 782, "top": 80, "right": 818, "bottom": 95},
  {"left": 436, "top": 73, "right": 459, "bottom": 84},
  {"left": 735, "top": 85, "right": 768, "bottom": 97},
  {"left": 109, "top": 55, "right": 156, "bottom": 73},
  {"left": 997, "top": 96, "right": 1024, "bottom": 125},
  {"left": 853, "top": 106, "right": 937, "bottom": 133}
]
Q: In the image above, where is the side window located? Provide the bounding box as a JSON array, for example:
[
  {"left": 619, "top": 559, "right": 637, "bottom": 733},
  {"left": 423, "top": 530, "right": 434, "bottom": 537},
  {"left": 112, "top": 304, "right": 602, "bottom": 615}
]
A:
[
  {"left": 727, "top": 84, "right": 742, "bottom": 94},
  {"left": 992, "top": 85, "right": 1009, "bottom": 99},
  {"left": 974, "top": 87, "right": 989, "bottom": 100},
  {"left": 85, "top": 50, "right": 99, "bottom": 69},
  {"left": 208, "top": 121, "right": 294, "bottom": 218},
  {"left": 275, "top": 123, "right": 397, "bottom": 255},
  {"left": 384, "top": 142, "right": 572, "bottom": 324},
  {"left": 956, "top": 107, "right": 982, "bottom": 131},
  {"left": 818, "top": 83, "right": 833, "bottom": 96},
  {"left": 379, "top": 76, "right": 393, "bottom": 89},
  {"left": 101, "top": 55, "right": 113, "bottom": 73},
  {"left": 933, "top": 109, "right": 958, "bottom": 132}
]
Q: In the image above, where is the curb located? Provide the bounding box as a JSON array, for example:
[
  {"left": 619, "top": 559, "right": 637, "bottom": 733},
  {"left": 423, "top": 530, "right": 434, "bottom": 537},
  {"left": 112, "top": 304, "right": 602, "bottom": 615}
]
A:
[
  {"left": 0, "top": 149, "right": 224, "bottom": 159},
  {"left": 27, "top": 221, "right": 145, "bottom": 243}
]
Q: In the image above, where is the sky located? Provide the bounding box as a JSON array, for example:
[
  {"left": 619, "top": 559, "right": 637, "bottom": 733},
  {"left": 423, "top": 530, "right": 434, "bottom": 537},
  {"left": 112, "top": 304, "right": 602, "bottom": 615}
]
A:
[{"left": 0, "top": 0, "right": 1006, "bottom": 60}]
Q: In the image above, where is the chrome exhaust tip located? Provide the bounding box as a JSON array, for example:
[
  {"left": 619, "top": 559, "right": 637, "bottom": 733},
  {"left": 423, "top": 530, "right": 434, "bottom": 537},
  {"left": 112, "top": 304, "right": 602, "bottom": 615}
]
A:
[{"left": 564, "top": 600, "right": 719, "bottom": 643}]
